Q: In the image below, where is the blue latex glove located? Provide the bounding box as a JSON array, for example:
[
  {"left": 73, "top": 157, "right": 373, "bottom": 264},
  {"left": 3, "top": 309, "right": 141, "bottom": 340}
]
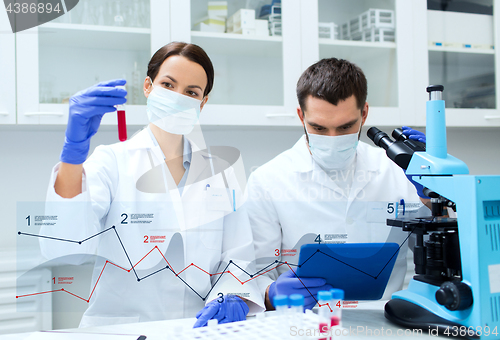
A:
[
  {"left": 60, "top": 79, "right": 127, "bottom": 164},
  {"left": 402, "top": 126, "right": 426, "bottom": 143},
  {"left": 401, "top": 126, "right": 429, "bottom": 199},
  {"left": 268, "top": 269, "right": 333, "bottom": 310},
  {"left": 193, "top": 295, "right": 249, "bottom": 328}
]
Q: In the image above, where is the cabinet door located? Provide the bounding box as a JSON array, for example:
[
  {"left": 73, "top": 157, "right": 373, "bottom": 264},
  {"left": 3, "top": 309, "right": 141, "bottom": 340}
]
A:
[
  {"left": 422, "top": 0, "right": 500, "bottom": 126},
  {"left": 317, "top": 0, "right": 408, "bottom": 126},
  {"left": 173, "top": 0, "right": 303, "bottom": 126},
  {"left": 0, "top": 8, "right": 16, "bottom": 124},
  {"left": 16, "top": 0, "right": 154, "bottom": 126}
]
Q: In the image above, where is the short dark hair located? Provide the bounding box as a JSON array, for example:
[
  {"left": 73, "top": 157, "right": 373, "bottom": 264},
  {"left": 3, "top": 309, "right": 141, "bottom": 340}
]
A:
[
  {"left": 147, "top": 42, "right": 214, "bottom": 97},
  {"left": 296, "top": 58, "right": 367, "bottom": 112}
]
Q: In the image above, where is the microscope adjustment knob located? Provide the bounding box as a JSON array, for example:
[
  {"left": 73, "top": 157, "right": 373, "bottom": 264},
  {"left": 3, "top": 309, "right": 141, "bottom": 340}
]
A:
[{"left": 435, "top": 281, "right": 473, "bottom": 311}]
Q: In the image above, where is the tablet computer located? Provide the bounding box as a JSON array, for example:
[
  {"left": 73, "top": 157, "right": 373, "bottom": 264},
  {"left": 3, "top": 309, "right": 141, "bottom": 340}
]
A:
[{"left": 295, "top": 243, "right": 400, "bottom": 300}]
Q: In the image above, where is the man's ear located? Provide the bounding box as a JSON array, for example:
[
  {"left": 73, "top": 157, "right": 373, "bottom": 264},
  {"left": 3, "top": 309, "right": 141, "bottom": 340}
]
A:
[
  {"left": 297, "top": 106, "right": 305, "bottom": 125},
  {"left": 361, "top": 102, "right": 369, "bottom": 126}
]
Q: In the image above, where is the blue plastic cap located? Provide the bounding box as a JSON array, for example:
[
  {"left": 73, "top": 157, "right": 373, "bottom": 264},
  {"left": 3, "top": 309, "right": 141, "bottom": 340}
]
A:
[
  {"left": 289, "top": 294, "right": 304, "bottom": 307},
  {"left": 318, "top": 291, "right": 332, "bottom": 301},
  {"left": 330, "top": 289, "right": 344, "bottom": 300},
  {"left": 273, "top": 294, "right": 288, "bottom": 307}
]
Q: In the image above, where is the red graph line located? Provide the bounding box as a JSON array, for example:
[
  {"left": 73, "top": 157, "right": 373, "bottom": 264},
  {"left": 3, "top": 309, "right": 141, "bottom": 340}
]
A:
[
  {"left": 16, "top": 289, "right": 63, "bottom": 298},
  {"left": 286, "top": 263, "right": 333, "bottom": 312}
]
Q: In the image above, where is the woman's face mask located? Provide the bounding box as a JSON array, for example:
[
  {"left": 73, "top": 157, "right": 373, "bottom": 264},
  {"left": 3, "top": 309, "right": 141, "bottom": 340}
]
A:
[
  {"left": 305, "top": 122, "right": 362, "bottom": 170},
  {"left": 146, "top": 80, "right": 203, "bottom": 135}
]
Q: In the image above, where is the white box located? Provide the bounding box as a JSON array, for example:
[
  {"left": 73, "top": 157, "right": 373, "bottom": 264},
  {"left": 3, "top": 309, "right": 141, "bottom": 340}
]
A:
[
  {"left": 360, "top": 9, "right": 395, "bottom": 30},
  {"left": 193, "top": 22, "right": 225, "bottom": 33},
  {"left": 208, "top": 1, "right": 228, "bottom": 19},
  {"left": 255, "top": 19, "right": 269, "bottom": 36},
  {"left": 363, "top": 27, "right": 395, "bottom": 42},
  {"left": 341, "top": 22, "right": 350, "bottom": 40},
  {"left": 349, "top": 16, "right": 361, "bottom": 35},
  {"left": 232, "top": 9, "right": 256, "bottom": 32},
  {"left": 319, "top": 22, "right": 338, "bottom": 39},
  {"left": 193, "top": 16, "right": 226, "bottom": 33},
  {"left": 427, "top": 10, "right": 493, "bottom": 46},
  {"left": 269, "top": 21, "right": 282, "bottom": 36}
]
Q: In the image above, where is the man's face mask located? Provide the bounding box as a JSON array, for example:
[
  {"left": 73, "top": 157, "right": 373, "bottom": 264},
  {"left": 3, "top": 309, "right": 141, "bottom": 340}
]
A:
[{"left": 305, "top": 121, "right": 362, "bottom": 170}]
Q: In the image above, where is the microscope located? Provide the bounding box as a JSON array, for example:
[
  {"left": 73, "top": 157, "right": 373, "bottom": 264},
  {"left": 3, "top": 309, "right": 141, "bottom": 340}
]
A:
[{"left": 368, "top": 85, "right": 500, "bottom": 339}]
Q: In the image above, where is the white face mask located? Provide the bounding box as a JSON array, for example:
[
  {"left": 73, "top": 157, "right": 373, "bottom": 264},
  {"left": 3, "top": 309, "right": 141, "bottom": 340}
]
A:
[
  {"left": 146, "top": 81, "right": 202, "bottom": 135},
  {"left": 306, "top": 122, "right": 361, "bottom": 170}
]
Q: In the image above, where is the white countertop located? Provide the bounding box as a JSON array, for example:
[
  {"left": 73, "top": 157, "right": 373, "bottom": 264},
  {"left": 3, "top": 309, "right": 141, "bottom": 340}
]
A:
[{"left": 0, "top": 301, "right": 438, "bottom": 340}]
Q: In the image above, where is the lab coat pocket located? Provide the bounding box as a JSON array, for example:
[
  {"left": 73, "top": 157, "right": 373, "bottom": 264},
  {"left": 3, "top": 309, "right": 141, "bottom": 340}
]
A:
[{"left": 196, "top": 190, "right": 226, "bottom": 251}]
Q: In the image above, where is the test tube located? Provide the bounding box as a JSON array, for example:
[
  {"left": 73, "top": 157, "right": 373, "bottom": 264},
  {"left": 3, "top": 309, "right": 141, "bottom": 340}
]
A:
[
  {"left": 116, "top": 85, "right": 127, "bottom": 142},
  {"left": 273, "top": 294, "right": 289, "bottom": 337},
  {"left": 289, "top": 294, "right": 304, "bottom": 314},
  {"left": 117, "top": 107, "right": 127, "bottom": 141},
  {"left": 273, "top": 294, "right": 288, "bottom": 315},
  {"left": 318, "top": 291, "right": 333, "bottom": 340},
  {"left": 329, "top": 289, "right": 344, "bottom": 328},
  {"left": 289, "top": 294, "right": 305, "bottom": 340}
]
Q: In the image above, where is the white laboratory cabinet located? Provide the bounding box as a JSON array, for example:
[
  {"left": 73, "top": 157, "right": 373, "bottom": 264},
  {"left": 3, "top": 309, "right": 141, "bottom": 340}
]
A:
[{"left": 6, "top": 0, "right": 500, "bottom": 127}]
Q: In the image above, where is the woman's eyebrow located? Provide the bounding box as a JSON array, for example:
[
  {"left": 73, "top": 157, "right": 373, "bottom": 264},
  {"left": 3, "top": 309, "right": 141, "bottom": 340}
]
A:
[
  {"left": 187, "top": 85, "right": 202, "bottom": 90},
  {"left": 160, "top": 75, "right": 177, "bottom": 83}
]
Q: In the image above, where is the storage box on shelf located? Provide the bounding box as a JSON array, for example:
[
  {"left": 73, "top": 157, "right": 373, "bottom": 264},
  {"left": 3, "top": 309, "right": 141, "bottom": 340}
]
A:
[
  {"left": 259, "top": 1, "right": 281, "bottom": 36},
  {"left": 192, "top": 1, "right": 227, "bottom": 33},
  {"left": 363, "top": 27, "right": 395, "bottom": 43},
  {"left": 360, "top": 9, "right": 395, "bottom": 31},
  {"left": 318, "top": 22, "right": 338, "bottom": 39},
  {"left": 341, "top": 8, "right": 395, "bottom": 42}
]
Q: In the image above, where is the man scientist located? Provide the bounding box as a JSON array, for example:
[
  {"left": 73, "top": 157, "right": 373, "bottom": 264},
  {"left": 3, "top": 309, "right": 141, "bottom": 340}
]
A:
[{"left": 246, "top": 58, "right": 429, "bottom": 310}]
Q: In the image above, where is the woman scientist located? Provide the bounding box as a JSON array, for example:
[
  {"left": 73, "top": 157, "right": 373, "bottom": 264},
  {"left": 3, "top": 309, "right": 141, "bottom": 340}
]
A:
[{"left": 40, "top": 42, "right": 264, "bottom": 327}]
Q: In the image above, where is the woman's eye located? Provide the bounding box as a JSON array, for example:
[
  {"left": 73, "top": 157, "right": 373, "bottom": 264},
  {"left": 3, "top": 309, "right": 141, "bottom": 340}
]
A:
[
  {"left": 314, "top": 127, "right": 324, "bottom": 131},
  {"left": 187, "top": 91, "right": 198, "bottom": 97},
  {"left": 162, "top": 82, "right": 173, "bottom": 88}
]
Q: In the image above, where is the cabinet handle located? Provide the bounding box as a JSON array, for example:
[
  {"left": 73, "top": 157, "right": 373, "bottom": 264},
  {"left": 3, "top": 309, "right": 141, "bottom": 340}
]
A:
[
  {"left": 24, "top": 112, "right": 64, "bottom": 117},
  {"left": 266, "top": 113, "right": 296, "bottom": 118},
  {"left": 0, "top": 112, "right": 9, "bottom": 116},
  {"left": 484, "top": 116, "right": 500, "bottom": 120}
]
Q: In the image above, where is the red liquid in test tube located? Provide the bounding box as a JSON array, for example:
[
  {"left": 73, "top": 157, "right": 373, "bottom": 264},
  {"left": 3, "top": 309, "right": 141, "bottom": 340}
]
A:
[
  {"left": 117, "top": 109, "right": 127, "bottom": 142},
  {"left": 319, "top": 322, "right": 329, "bottom": 340}
]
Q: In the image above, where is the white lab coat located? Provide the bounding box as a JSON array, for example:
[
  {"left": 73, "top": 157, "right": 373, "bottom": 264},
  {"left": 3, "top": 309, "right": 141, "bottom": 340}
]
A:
[
  {"left": 247, "top": 136, "right": 424, "bottom": 301},
  {"left": 40, "top": 128, "right": 264, "bottom": 327}
]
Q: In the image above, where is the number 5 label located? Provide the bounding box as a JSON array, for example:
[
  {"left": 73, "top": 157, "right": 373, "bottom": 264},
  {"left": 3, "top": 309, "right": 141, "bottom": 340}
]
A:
[{"left": 366, "top": 202, "right": 397, "bottom": 223}]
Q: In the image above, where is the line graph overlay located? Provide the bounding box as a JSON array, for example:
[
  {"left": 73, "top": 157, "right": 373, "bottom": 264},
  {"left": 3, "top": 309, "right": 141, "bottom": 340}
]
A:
[{"left": 16, "top": 226, "right": 413, "bottom": 307}]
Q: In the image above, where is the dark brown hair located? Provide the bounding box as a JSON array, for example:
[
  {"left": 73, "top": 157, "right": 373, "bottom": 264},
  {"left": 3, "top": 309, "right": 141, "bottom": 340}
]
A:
[
  {"left": 297, "top": 58, "right": 367, "bottom": 112},
  {"left": 147, "top": 42, "right": 214, "bottom": 97}
]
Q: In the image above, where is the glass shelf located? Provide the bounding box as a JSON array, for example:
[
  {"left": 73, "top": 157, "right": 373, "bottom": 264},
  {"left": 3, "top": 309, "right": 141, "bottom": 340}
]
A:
[
  {"left": 189, "top": 0, "right": 284, "bottom": 106},
  {"left": 38, "top": 0, "right": 151, "bottom": 106},
  {"left": 427, "top": 0, "right": 495, "bottom": 109},
  {"left": 318, "top": 0, "right": 398, "bottom": 108}
]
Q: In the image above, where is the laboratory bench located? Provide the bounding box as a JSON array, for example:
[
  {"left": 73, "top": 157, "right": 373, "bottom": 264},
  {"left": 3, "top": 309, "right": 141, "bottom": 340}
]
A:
[{"left": 0, "top": 301, "right": 443, "bottom": 339}]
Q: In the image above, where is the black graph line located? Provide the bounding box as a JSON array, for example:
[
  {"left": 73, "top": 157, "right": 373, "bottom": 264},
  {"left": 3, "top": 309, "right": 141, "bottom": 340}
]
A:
[
  {"left": 139, "top": 265, "right": 170, "bottom": 282},
  {"left": 81, "top": 226, "right": 116, "bottom": 243},
  {"left": 112, "top": 226, "right": 139, "bottom": 281}
]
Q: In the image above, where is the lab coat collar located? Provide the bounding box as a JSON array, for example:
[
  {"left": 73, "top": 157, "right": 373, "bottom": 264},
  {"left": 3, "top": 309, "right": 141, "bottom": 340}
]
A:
[
  {"left": 127, "top": 128, "right": 212, "bottom": 194},
  {"left": 288, "top": 135, "right": 315, "bottom": 173}
]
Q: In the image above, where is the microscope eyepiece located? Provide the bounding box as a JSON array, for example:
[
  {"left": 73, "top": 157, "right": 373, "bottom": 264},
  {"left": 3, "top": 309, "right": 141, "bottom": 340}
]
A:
[{"left": 367, "top": 127, "right": 392, "bottom": 151}]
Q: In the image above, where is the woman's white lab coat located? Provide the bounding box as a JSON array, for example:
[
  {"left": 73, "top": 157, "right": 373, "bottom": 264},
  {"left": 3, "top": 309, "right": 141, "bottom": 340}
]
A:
[
  {"left": 40, "top": 129, "right": 264, "bottom": 327},
  {"left": 247, "top": 136, "right": 426, "bottom": 300}
]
